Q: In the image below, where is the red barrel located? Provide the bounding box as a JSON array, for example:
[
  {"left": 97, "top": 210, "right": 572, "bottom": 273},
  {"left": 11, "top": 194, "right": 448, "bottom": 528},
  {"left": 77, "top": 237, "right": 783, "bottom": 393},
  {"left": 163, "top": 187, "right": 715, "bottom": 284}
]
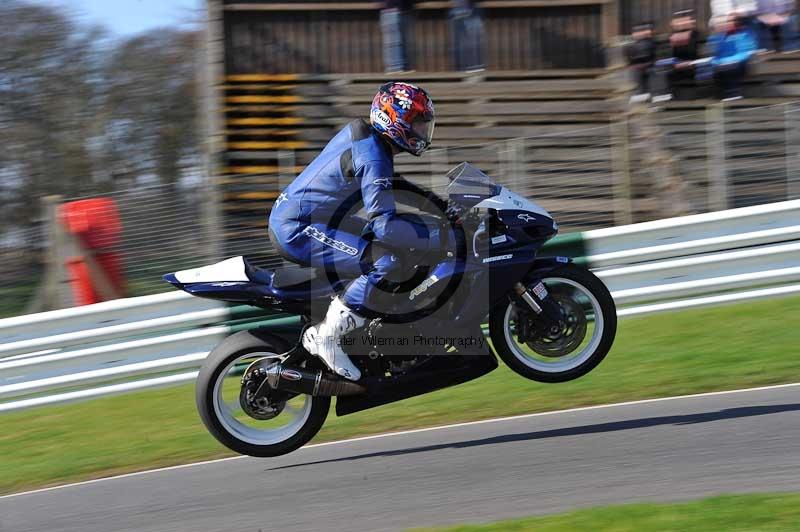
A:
[{"left": 59, "top": 198, "right": 125, "bottom": 305}]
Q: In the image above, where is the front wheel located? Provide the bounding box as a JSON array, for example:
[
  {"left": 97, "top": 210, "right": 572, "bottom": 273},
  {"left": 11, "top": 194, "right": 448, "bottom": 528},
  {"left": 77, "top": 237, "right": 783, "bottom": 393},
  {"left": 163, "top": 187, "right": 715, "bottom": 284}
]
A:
[
  {"left": 489, "top": 263, "right": 617, "bottom": 383},
  {"left": 196, "top": 330, "right": 330, "bottom": 457}
]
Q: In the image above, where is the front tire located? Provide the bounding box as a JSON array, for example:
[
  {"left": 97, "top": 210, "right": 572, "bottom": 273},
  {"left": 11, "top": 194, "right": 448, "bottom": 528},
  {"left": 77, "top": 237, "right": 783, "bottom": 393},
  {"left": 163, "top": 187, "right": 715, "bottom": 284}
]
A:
[
  {"left": 489, "top": 263, "right": 616, "bottom": 383},
  {"left": 196, "top": 330, "right": 330, "bottom": 457}
]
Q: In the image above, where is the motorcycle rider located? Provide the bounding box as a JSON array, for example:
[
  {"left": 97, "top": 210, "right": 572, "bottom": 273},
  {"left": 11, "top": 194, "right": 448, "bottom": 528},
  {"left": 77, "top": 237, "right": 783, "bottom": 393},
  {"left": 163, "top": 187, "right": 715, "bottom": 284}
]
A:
[{"left": 268, "top": 82, "right": 438, "bottom": 381}]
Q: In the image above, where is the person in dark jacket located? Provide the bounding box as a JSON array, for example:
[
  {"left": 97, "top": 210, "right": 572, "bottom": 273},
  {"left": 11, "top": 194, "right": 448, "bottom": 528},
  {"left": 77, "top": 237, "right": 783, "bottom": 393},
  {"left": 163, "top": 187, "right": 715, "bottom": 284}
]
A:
[
  {"left": 381, "top": 0, "right": 415, "bottom": 73},
  {"left": 269, "top": 82, "right": 436, "bottom": 381},
  {"left": 756, "top": 0, "right": 796, "bottom": 51},
  {"left": 626, "top": 22, "right": 657, "bottom": 103},
  {"left": 653, "top": 10, "right": 705, "bottom": 102},
  {"left": 450, "top": 0, "right": 485, "bottom": 71},
  {"left": 710, "top": 13, "right": 758, "bottom": 100}
]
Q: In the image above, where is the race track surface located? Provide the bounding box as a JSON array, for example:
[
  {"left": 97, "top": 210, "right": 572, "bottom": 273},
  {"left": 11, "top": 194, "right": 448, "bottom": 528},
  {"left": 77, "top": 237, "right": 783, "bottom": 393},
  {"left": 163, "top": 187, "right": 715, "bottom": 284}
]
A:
[{"left": 2, "top": 385, "right": 799, "bottom": 532}]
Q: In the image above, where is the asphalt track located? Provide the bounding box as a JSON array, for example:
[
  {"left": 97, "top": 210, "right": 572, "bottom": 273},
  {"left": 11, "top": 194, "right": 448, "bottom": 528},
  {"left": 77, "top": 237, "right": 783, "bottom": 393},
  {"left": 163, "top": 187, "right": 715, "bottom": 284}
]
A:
[{"left": 2, "top": 384, "right": 800, "bottom": 532}]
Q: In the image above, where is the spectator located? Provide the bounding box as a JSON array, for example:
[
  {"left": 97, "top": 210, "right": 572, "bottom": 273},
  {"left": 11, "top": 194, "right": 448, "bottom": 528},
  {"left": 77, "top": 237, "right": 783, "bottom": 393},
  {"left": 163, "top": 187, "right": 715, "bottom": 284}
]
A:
[
  {"left": 710, "top": 14, "right": 758, "bottom": 100},
  {"left": 450, "top": 0, "right": 485, "bottom": 72},
  {"left": 755, "top": 0, "right": 797, "bottom": 52},
  {"left": 710, "top": 0, "right": 757, "bottom": 29},
  {"left": 381, "top": 0, "right": 414, "bottom": 73},
  {"left": 626, "top": 22, "right": 657, "bottom": 103},
  {"left": 653, "top": 10, "right": 704, "bottom": 102}
]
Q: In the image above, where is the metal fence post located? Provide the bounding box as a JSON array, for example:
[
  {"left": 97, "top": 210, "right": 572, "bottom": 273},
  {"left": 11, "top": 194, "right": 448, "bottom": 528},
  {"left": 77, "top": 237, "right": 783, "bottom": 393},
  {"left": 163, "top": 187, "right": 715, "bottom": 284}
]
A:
[
  {"left": 199, "top": 0, "right": 226, "bottom": 264},
  {"left": 501, "top": 138, "right": 525, "bottom": 188},
  {"left": 277, "top": 150, "right": 296, "bottom": 192},
  {"left": 429, "top": 146, "right": 448, "bottom": 193},
  {"left": 706, "top": 103, "right": 728, "bottom": 211},
  {"left": 201, "top": 179, "right": 223, "bottom": 263},
  {"left": 611, "top": 116, "right": 633, "bottom": 226},
  {"left": 785, "top": 102, "right": 800, "bottom": 200}
]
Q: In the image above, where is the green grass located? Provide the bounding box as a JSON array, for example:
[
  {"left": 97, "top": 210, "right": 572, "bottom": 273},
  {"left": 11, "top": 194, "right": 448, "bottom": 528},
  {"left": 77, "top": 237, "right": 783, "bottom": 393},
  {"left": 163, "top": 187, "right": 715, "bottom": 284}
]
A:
[
  {"left": 0, "top": 282, "right": 38, "bottom": 318},
  {"left": 1, "top": 295, "right": 799, "bottom": 495},
  {"left": 413, "top": 493, "right": 800, "bottom": 531}
]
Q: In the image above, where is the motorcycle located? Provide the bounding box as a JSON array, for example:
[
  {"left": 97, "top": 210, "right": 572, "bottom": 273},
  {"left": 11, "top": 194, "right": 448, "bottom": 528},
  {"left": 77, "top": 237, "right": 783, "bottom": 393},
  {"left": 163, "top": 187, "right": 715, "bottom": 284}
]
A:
[{"left": 164, "top": 162, "right": 617, "bottom": 457}]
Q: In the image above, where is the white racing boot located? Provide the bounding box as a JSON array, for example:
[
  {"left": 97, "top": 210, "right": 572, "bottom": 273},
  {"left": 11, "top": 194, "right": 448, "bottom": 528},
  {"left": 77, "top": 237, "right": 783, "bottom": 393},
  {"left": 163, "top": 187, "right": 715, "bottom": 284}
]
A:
[{"left": 302, "top": 296, "right": 365, "bottom": 381}]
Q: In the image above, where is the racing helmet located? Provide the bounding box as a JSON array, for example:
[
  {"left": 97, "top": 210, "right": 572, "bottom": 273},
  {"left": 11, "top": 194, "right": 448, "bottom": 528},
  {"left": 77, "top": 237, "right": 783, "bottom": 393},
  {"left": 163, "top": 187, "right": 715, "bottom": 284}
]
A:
[{"left": 369, "top": 82, "right": 435, "bottom": 157}]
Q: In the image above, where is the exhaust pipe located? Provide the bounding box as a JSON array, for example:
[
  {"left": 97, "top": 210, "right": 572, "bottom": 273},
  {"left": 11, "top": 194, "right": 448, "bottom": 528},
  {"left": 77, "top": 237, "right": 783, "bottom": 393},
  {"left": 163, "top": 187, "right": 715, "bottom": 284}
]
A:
[{"left": 264, "top": 364, "right": 367, "bottom": 397}]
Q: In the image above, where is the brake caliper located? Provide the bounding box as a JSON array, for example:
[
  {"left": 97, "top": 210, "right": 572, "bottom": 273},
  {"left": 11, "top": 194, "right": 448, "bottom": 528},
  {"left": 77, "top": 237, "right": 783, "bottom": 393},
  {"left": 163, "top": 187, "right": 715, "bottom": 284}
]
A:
[{"left": 240, "top": 360, "right": 284, "bottom": 420}]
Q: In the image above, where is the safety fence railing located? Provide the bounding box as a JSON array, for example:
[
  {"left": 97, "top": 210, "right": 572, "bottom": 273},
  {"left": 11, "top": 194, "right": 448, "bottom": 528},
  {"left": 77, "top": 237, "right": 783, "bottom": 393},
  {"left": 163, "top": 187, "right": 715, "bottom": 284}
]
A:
[
  {"left": 544, "top": 198, "right": 800, "bottom": 315},
  {"left": 1, "top": 199, "right": 798, "bottom": 413}
]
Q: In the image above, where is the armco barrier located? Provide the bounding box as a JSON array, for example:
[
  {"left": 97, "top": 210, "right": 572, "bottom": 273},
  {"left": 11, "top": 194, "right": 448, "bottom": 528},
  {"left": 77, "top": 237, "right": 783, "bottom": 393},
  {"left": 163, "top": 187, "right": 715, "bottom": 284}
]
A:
[{"left": 1, "top": 199, "right": 799, "bottom": 413}]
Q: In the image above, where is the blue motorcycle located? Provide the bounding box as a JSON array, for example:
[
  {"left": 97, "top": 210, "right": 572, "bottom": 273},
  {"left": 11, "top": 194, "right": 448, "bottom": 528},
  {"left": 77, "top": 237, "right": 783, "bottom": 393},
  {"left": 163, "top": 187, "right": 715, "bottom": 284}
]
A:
[{"left": 165, "top": 163, "right": 617, "bottom": 457}]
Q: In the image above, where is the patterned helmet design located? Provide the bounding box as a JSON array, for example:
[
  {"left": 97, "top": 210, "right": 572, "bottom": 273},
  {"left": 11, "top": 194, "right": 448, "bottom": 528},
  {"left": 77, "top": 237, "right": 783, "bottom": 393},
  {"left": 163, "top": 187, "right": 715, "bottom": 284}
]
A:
[{"left": 369, "top": 82, "right": 435, "bottom": 157}]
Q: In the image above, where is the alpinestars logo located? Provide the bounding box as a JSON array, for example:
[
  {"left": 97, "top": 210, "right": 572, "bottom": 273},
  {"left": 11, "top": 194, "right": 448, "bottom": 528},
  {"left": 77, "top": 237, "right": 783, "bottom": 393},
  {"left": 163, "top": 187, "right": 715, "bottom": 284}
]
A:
[
  {"left": 518, "top": 214, "right": 536, "bottom": 223},
  {"left": 373, "top": 178, "right": 392, "bottom": 189},
  {"left": 302, "top": 226, "right": 359, "bottom": 256}
]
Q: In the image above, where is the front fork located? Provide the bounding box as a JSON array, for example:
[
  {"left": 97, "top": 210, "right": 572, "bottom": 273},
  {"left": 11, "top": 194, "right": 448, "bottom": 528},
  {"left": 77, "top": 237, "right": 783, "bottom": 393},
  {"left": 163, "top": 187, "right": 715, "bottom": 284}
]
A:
[{"left": 512, "top": 280, "right": 565, "bottom": 340}]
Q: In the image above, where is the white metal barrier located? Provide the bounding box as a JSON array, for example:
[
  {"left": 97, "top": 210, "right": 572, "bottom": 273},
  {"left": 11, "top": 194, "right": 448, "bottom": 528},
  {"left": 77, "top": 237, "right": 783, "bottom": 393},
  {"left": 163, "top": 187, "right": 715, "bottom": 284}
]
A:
[
  {"left": 1, "top": 200, "right": 798, "bottom": 413},
  {"left": 0, "top": 291, "right": 213, "bottom": 345},
  {"left": 582, "top": 199, "right": 800, "bottom": 267}
]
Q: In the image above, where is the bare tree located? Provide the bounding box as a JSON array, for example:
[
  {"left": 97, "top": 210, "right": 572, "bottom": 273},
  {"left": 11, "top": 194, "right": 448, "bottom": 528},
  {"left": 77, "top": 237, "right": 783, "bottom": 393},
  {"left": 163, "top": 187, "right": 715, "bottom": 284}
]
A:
[
  {"left": 0, "top": 1, "right": 202, "bottom": 229},
  {"left": 100, "top": 29, "right": 202, "bottom": 191},
  {"left": 0, "top": 0, "right": 106, "bottom": 226}
]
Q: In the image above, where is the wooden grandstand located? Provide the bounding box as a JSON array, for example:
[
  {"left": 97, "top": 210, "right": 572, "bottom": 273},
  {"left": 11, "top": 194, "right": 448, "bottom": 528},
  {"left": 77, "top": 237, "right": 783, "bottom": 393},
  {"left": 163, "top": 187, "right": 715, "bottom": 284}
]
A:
[
  {"left": 219, "top": 70, "right": 643, "bottom": 239},
  {"left": 207, "top": 0, "right": 800, "bottom": 257}
]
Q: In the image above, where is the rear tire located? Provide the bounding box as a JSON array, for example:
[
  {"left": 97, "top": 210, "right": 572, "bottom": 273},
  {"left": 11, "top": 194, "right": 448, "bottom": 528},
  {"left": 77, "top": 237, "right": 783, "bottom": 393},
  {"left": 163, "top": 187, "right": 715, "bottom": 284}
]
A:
[
  {"left": 196, "top": 330, "right": 330, "bottom": 457},
  {"left": 489, "top": 263, "right": 616, "bottom": 383}
]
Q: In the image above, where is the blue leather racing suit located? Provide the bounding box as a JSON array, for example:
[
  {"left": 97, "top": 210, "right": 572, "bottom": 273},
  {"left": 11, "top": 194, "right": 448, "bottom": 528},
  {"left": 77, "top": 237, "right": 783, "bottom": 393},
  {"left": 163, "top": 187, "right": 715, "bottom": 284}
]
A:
[{"left": 268, "top": 119, "right": 428, "bottom": 316}]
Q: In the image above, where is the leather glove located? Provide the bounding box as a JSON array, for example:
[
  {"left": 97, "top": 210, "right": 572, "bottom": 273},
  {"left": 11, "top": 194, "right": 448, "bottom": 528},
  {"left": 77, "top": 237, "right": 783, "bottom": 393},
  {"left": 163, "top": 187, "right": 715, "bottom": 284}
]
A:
[
  {"left": 425, "top": 192, "right": 448, "bottom": 213},
  {"left": 445, "top": 199, "right": 466, "bottom": 223}
]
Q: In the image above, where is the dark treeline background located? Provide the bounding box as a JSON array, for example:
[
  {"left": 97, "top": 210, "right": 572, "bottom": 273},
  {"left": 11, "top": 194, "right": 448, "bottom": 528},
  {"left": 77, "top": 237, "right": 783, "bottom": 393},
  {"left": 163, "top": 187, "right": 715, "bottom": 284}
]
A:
[{"left": 0, "top": 0, "right": 202, "bottom": 230}]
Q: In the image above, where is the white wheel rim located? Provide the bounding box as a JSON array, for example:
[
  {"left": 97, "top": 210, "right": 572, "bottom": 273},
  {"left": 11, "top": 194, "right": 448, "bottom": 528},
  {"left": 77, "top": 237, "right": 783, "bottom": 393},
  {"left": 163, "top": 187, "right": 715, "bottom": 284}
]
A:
[
  {"left": 502, "top": 277, "right": 604, "bottom": 373},
  {"left": 212, "top": 353, "right": 313, "bottom": 446}
]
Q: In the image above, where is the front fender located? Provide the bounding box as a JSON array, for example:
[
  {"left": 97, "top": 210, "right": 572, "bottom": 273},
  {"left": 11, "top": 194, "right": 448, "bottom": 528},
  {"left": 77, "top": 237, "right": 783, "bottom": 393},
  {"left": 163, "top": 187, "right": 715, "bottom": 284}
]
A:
[
  {"left": 524, "top": 256, "right": 573, "bottom": 281},
  {"left": 487, "top": 256, "right": 573, "bottom": 315}
]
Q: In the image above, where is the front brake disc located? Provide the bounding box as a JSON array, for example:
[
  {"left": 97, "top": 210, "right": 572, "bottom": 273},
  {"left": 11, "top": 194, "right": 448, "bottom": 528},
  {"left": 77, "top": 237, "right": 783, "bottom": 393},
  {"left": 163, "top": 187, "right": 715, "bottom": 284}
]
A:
[{"left": 527, "top": 294, "right": 587, "bottom": 358}]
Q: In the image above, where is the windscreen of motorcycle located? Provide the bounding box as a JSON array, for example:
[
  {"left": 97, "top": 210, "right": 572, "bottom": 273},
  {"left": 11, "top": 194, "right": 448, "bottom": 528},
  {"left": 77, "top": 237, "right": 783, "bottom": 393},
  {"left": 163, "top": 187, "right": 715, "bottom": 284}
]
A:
[
  {"left": 446, "top": 162, "right": 554, "bottom": 222},
  {"left": 446, "top": 162, "right": 502, "bottom": 208}
]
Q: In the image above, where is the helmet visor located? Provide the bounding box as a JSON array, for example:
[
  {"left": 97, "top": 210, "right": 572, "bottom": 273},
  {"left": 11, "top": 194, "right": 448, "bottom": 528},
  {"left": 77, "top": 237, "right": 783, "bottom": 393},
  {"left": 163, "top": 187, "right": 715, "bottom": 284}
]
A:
[{"left": 411, "top": 118, "right": 435, "bottom": 147}]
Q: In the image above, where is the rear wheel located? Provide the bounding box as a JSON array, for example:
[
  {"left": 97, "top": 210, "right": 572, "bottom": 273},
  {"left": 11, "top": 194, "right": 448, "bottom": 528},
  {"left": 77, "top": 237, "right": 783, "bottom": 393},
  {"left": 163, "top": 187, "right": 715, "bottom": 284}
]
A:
[
  {"left": 196, "top": 331, "right": 330, "bottom": 457},
  {"left": 489, "top": 263, "right": 616, "bottom": 383}
]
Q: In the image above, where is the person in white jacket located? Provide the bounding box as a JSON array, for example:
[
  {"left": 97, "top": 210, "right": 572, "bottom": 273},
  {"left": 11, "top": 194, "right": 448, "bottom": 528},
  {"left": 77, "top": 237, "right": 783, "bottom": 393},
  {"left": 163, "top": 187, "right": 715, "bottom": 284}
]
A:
[{"left": 711, "top": 0, "right": 757, "bottom": 28}]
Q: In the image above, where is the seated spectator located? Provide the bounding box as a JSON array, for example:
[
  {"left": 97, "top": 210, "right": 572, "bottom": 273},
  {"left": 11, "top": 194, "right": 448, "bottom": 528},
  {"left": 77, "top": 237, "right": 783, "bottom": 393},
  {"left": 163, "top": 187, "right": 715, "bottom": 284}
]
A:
[
  {"left": 710, "top": 14, "right": 758, "bottom": 100},
  {"left": 653, "top": 10, "right": 705, "bottom": 102},
  {"left": 756, "top": 0, "right": 797, "bottom": 52},
  {"left": 626, "top": 22, "right": 656, "bottom": 103}
]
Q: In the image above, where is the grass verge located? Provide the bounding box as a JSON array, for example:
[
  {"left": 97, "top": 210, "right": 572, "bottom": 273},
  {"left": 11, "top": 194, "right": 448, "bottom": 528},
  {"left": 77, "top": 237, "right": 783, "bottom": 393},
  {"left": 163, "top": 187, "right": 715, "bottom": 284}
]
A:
[
  {"left": 412, "top": 493, "right": 800, "bottom": 531},
  {"left": 1, "top": 295, "right": 799, "bottom": 495}
]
